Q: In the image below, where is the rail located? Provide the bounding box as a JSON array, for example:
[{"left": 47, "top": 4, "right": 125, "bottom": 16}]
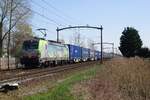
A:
[{"left": 0, "top": 61, "right": 100, "bottom": 85}]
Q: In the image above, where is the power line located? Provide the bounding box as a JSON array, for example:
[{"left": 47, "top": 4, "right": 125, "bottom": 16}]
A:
[
  {"left": 30, "top": 0, "right": 73, "bottom": 26},
  {"left": 30, "top": 23, "right": 58, "bottom": 40},
  {"left": 30, "top": 23, "right": 56, "bottom": 34},
  {"left": 31, "top": 10, "right": 60, "bottom": 26},
  {"left": 41, "top": 0, "right": 80, "bottom": 24},
  {"left": 19, "top": 3, "right": 65, "bottom": 27}
]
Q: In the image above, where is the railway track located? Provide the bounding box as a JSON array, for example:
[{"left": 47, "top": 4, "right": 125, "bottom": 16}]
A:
[{"left": 0, "top": 61, "right": 100, "bottom": 85}]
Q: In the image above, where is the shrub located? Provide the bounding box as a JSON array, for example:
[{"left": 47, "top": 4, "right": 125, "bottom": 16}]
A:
[{"left": 136, "top": 47, "right": 150, "bottom": 58}]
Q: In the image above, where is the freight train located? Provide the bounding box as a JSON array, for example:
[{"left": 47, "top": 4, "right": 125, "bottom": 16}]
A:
[{"left": 20, "top": 37, "right": 104, "bottom": 68}]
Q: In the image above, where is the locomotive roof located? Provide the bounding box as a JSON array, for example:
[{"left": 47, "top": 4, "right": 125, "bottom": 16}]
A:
[{"left": 25, "top": 37, "right": 62, "bottom": 44}]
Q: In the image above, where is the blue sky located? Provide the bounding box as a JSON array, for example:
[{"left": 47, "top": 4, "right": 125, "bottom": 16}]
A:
[{"left": 31, "top": 0, "right": 150, "bottom": 52}]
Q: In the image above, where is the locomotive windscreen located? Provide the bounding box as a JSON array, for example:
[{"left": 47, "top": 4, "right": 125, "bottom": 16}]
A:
[{"left": 23, "top": 40, "right": 39, "bottom": 50}]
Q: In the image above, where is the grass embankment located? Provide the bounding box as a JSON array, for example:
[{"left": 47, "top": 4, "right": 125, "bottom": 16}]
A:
[
  {"left": 24, "top": 64, "right": 100, "bottom": 100},
  {"left": 85, "top": 58, "right": 150, "bottom": 100},
  {"left": 105, "top": 58, "right": 150, "bottom": 100},
  {"left": 23, "top": 58, "right": 150, "bottom": 100}
]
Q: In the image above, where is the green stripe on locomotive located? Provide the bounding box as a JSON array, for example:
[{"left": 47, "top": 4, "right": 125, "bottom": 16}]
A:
[
  {"left": 38, "top": 39, "right": 69, "bottom": 61},
  {"left": 38, "top": 39, "right": 48, "bottom": 58}
]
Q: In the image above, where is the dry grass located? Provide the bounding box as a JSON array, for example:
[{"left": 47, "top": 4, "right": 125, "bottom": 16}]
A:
[
  {"left": 73, "top": 57, "right": 150, "bottom": 100},
  {"left": 1, "top": 58, "right": 149, "bottom": 100},
  {"left": 72, "top": 79, "right": 123, "bottom": 100},
  {"left": 72, "top": 80, "right": 95, "bottom": 100},
  {"left": 102, "top": 57, "right": 150, "bottom": 100}
]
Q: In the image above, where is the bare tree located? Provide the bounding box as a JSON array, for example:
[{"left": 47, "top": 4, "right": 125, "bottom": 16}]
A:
[
  {"left": 11, "top": 22, "right": 33, "bottom": 57},
  {"left": 0, "top": 0, "right": 31, "bottom": 57},
  {"left": 87, "top": 39, "right": 96, "bottom": 50},
  {"left": 70, "top": 31, "right": 85, "bottom": 47}
]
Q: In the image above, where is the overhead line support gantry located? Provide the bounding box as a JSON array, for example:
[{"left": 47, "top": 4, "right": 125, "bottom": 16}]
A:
[{"left": 56, "top": 25, "right": 103, "bottom": 64}]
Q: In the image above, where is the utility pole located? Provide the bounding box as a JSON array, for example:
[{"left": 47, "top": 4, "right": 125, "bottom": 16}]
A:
[
  {"left": 7, "top": 0, "right": 13, "bottom": 69},
  {"left": 92, "top": 42, "right": 115, "bottom": 62},
  {"left": 112, "top": 43, "right": 114, "bottom": 57},
  {"left": 100, "top": 25, "right": 103, "bottom": 64},
  {"left": 56, "top": 25, "right": 103, "bottom": 63},
  {"left": 56, "top": 27, "right": 59, "bottom": 42}
]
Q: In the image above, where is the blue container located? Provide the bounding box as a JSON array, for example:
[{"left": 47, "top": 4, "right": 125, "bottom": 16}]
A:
[
  {"left": 89, "top": 49, "right": 95, "bottom": 60},
  {"left": 95, "top": 51, "right": 101, "bottom": 60},
  {"left": 67, "top": 44, "right": 82, "bottom": 62},
  {"left": 98, "top": 51, "right": 101, "bottom": 59},
  {"left": 81, "top": 48, "right": 90, "bottom": 61}
]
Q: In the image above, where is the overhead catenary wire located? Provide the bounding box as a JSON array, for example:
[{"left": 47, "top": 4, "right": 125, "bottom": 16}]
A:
[
  {"left": 21, "top": 1, "right": 90, "bottom": 43},
  {"left": 19, "top": 4, "right": 72, "bottom": 41},
  {"left": 30, "top": 0, "right": 74, "bottom": 26},
  {"left": 41, "top": 0, "right": 80, "bottom": 25},
  {"left": 18, "top": 3, "right": 66, "bottom": 27},
  {"left": 30, "top": 0, "right": 85, "bottom": 35},
  {"left": 30, "top": 23, "right": 56, "bottom": 34}
]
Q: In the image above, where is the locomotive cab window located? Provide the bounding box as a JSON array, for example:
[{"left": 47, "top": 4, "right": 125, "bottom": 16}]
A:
[{"left": 23, "top": 40, "right": 39, "bottom": 50}]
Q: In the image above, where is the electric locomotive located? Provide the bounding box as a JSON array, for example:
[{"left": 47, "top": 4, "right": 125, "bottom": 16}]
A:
[{"left": 20, "top": 37, "right": 69, "bottom": 67}]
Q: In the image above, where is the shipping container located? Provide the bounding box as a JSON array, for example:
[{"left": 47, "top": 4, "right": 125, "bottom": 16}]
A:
[
  {"left": 67, "top": 44, "right": 82, "bottom": 62},
  {"left": 94, "top": 51, "right": 101, "bottom": 60},
  {"left": 81, "top": 48, "right": 90, "bottom": 61},
  {"left": 89, "top": 49, "right": 95, "bottom": 60},
  {"left": 98, "top": 51, "right": 101, "bottom": 59},
  {"left": 103, "top": 52, "right": 112, "bottom": 59}
]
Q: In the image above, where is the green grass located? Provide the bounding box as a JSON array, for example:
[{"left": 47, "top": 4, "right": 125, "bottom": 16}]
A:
[{"left": 23, "top": 65, "right": 100, "bottom": 100}]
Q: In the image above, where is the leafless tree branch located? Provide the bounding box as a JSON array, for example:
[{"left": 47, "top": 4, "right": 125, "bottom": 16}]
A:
[{"left": 2, "top": 10, "right": 29, "bottom": 41}]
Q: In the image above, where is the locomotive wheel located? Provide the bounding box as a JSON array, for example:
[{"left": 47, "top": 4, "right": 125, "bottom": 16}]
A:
[{"left": 51, "top": 61, "right": 56, "bottom": 67}]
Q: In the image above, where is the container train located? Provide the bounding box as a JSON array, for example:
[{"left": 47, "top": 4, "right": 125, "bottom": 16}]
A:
[{"left": 20, "top": 37, "right": 107, "bottom": 68}]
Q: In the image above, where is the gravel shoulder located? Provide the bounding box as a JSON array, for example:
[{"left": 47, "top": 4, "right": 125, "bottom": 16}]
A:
[{"left": 0, "top": 62, "right": 100, "bottom": 100}]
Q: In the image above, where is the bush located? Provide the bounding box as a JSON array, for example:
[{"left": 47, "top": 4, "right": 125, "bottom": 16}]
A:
[
  {"left": 136, "top": 47, "right": 150, "bottom": 58},
  {"left": 119, "top": 27, "right": 143, "bottom": 57}
]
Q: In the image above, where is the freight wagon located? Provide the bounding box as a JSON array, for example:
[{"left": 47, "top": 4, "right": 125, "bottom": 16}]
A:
[
  {"left": 67, "top": 44, "right": 82, "bottom": 62},
  {"left": 94, "top": 51, "right": 101, "bottom": 60},
  {"left": 89, "top": 50, "right": 95, "bottom": 61},
  {"left": 81, "top": 48, "right": 90, "bottom": 61}
]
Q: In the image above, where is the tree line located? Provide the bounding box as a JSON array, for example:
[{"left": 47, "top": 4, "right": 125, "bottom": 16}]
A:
[
  {"left": 0, "top": 0, "right": 33, "bottom": 58},
  {"left": 119, "top": 27, "right": 150, "bottom": 58},
  {"left": 1, "top": 0, "right": 149, "bottom": 59}
]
